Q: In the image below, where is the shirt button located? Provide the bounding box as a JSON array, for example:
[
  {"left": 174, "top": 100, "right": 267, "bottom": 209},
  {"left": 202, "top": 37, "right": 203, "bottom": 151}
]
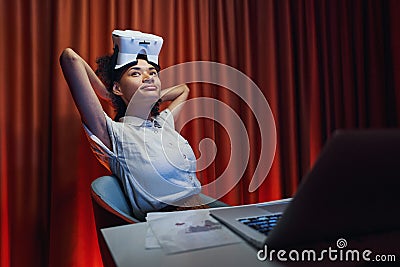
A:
[
  {"left": 183, "top": 154, "right": 187, "bottom": 159},
  {"left": 189, "top": 175, "right": 193, "bottom": 180},
  {"left": 154, "top": 130, "right": 158, "bottom": 134}
]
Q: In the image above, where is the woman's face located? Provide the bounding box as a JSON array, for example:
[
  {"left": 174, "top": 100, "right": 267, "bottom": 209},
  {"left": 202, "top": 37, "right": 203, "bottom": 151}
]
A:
[{"left": 113, "top": 59, "right": 161, "bottom": 105}]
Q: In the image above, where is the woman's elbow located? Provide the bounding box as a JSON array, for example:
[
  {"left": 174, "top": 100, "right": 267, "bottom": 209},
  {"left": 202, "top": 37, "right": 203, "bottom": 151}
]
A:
[
  {"left": 182, "top": 84, "right": 190, "bottom": 95},
  {"left": 59, "top": 48, "right": 78, "bottom": 65}
]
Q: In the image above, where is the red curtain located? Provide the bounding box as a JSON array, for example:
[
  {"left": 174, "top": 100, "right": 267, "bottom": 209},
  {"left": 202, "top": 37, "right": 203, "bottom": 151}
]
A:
[{"left": 1, "top": 0, "right": 400, "bottom": 266}]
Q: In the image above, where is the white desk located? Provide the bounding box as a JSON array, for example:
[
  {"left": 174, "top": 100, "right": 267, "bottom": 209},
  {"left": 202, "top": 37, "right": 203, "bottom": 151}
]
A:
[
  {"left": 101, "top": 201, "right": 291, "bottom": 267},
  {"left": 101, "top": 201, "right": 400, "bottom": 267},
  {"left": 101, "top": 220, "right": 288, "bottom": 267}
]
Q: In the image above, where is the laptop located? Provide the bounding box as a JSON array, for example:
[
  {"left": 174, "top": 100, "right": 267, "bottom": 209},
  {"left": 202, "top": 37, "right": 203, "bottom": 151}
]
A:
[{"left": 210, "top": 129, "right": 400, "bottom": 249}]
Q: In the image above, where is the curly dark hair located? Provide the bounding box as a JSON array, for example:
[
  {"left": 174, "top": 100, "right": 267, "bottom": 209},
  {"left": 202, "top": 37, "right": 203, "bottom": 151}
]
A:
[{"left": 95, "top": 47, "right": 161, "bottom": 121}]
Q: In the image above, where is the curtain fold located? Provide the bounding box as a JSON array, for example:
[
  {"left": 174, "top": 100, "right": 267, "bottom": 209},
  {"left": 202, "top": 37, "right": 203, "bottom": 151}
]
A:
[{"left": 1, "top": 0, "right": 400, "bottom": 266}]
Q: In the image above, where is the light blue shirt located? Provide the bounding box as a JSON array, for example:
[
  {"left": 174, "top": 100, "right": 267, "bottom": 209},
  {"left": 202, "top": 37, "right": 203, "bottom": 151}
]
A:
[{"left": 84, "top": 109, "right": 201, "bottom": 220}]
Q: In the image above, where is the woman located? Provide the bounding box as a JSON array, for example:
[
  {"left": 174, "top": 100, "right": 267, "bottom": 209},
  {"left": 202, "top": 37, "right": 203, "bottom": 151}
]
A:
[{"left": 60, "top": 30, "right": 206, "bottom": 220}]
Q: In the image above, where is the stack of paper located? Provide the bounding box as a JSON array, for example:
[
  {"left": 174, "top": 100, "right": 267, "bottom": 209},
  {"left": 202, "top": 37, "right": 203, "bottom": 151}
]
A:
[{"left": 145, "top": 209, "right": 242, "bottom": 254}]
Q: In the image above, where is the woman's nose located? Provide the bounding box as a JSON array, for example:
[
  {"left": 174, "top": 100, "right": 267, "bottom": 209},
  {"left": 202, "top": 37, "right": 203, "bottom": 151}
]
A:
[{"left": 142, "top": 72, "right": 153, "bottom": 82}]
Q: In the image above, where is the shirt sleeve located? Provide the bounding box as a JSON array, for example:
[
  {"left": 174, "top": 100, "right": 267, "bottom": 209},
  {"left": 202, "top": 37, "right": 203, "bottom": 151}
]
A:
[{"left": 82, "top": 113, "right": 117, "bottom": 172}]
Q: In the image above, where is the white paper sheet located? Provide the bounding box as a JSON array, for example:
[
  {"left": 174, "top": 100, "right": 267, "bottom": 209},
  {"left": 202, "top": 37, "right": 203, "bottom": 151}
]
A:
[
  {"left": 145, "top": 227, "right": 162, "bottom": 249},
  {"left": 146, "top": 210, "right": 242, "bottom": 254}
]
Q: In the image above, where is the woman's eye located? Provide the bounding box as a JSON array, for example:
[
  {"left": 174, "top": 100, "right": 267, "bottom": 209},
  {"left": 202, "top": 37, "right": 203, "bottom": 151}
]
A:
[
  {"left": 131, "top": 71, "right": 141, "bottom": 76},
  {"left": 150, "top": 71, "right": 158, "bottom": 76}
]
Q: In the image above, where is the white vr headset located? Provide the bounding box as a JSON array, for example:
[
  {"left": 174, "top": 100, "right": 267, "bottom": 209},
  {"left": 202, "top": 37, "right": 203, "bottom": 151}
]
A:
[{"left": 112, "top": 30, "right": 164, "bottom": 69}]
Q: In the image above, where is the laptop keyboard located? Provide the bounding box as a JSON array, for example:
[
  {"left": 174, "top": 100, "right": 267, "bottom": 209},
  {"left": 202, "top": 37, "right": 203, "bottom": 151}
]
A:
[{"left": 238, "top": 214, "right": 282, "bottom": 236}]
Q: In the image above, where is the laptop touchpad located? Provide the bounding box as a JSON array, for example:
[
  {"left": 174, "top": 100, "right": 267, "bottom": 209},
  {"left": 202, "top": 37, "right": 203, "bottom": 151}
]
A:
[{"left": 259, "top": 202, "right": 288, "bottom": 213}]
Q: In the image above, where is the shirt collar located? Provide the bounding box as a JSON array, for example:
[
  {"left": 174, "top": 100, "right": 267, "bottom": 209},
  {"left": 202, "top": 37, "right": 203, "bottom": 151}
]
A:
[
  {"left": 119, "top": 116, "right": 147, "bottom": 127},
  {"left": 119, "top": 115, "right": 161, "bottom": 128}
]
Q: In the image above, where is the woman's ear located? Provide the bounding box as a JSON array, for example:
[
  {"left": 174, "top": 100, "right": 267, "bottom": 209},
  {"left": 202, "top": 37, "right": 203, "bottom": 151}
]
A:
[{"left": 112, "top": 82, "right": 123, "bottom": 96}]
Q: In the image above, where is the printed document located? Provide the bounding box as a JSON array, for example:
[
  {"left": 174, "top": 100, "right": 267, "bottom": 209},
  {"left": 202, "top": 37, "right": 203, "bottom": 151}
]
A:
[{"left": 146, "top": 209, "right": 242, "bottom": 254}]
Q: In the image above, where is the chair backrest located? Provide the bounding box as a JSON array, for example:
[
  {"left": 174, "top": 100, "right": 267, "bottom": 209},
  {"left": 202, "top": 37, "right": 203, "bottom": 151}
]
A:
[
  {"left": 91, "top": 175, "right": 140, "bottom": 226},
  {"left": 91, "top": 175, "right": 140, "bottom": 267}
]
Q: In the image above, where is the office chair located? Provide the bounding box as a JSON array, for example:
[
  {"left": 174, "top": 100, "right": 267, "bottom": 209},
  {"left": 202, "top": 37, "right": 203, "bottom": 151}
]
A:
[
  {"left": 91, "top": 175, "right": 140, "bottom": 225},
  {"left": 91, "top": 175, "right": 230, "bottom": 266},
  {"left": 91, "top": 175, "right": 141, "bottom": 267}
]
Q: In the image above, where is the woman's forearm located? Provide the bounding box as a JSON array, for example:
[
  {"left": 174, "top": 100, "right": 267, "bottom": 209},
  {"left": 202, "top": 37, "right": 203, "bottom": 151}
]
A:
[
  {"left": 160, "top": 84, "right": 190, "bottom": 116},
  {"left": 161, "top": 84, "right": 189, "bottom": 102},
  {"left": 61, "top": 48, "right": 110, "bottom": 101}
]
